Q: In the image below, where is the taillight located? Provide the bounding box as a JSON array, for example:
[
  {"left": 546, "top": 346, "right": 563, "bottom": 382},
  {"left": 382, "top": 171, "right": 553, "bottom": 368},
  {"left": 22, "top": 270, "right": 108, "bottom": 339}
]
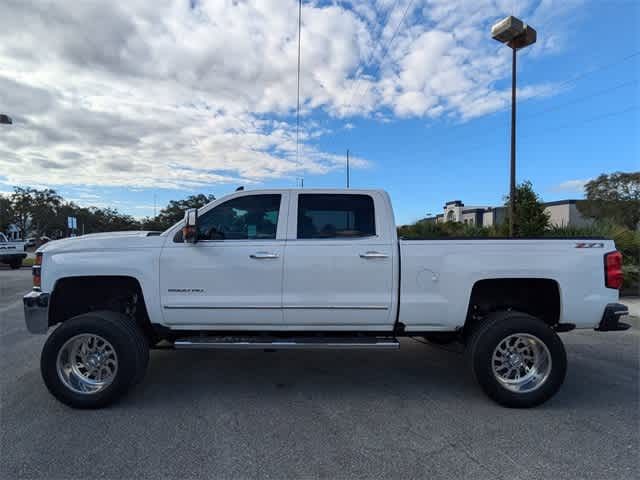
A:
[
  {"left": 33, "top": 253, "right": 42, "bottom": 289},
  {"left": 604, "top": 251, "right": 623, "bottom": 290}
]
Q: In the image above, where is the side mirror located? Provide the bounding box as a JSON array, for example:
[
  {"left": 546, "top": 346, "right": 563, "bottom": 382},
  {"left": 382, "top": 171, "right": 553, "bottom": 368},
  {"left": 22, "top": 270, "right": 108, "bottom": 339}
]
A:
[{"left": 182, "top": 208, "right": 198, "bottom": 244}]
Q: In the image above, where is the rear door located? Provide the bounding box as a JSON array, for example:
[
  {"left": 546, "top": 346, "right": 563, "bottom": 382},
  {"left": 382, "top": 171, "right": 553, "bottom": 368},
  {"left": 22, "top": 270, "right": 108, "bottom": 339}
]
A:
[{"left": 282, "top": 192, "right": 395, "bottom": 330}]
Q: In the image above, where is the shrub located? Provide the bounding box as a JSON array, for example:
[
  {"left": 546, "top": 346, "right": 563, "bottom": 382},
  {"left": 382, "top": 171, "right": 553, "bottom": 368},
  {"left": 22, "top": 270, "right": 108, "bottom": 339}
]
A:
[
  {"left": 398, "top": 220, "right": 639, "bottom": 292},
  {"left": 398, "top": 221, "right": 493, "bottom": 239}
]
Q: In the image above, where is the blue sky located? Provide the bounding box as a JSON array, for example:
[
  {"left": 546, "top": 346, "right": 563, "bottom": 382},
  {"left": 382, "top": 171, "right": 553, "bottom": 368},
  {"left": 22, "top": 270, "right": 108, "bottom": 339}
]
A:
[{"left": 0, "top": 0, "right": 638, "bottom": 225}]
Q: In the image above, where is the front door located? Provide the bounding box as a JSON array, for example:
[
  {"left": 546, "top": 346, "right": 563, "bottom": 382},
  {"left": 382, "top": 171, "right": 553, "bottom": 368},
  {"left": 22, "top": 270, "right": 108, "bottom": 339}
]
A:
[{"left": 160, "top": 193, "right": 287, "bottom": 330}]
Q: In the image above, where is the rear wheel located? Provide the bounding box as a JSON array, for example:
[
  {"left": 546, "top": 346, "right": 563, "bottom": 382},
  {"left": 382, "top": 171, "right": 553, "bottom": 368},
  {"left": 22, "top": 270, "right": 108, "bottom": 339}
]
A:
[
  {"left": 9, "top": 260, "right": 21, "bottom": 269},
  {"left": 467, "top": 311, "right": 566, "bottom": 408},
  {"left": 41, "top": 310, "right": 149, "bottom": 409}
]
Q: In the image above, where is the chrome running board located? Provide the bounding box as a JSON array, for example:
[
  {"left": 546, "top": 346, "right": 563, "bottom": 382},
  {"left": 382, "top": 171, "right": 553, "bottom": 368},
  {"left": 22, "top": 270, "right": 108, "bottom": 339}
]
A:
[{"left": 174, "top": 336, "right": 400, "bottom": 350}]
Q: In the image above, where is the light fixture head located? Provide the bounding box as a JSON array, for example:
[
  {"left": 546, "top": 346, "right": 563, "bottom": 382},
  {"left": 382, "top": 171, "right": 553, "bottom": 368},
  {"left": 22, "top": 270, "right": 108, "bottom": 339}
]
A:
[
  {"left": 509, "top": 25, "right": 537, "bottom": 49},
  {"left": 491, "top": 15, "right": 525, "bottom": 43}
]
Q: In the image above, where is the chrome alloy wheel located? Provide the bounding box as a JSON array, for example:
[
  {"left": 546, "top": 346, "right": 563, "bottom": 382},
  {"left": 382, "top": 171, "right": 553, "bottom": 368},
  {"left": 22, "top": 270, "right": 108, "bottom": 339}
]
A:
[
  {"left": 491, "top": 333, "right": 552, "bottom": 393},
  {"left": 56, "top": 334, "right": 118, "bottom": 394}
]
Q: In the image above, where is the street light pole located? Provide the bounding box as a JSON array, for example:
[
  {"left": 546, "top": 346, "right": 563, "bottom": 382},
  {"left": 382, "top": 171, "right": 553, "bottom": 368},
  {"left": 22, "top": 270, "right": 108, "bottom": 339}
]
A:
[
  {"left": 509, "top": 46, "right": 517, "bottom": 237},
  {"left": 491, "top": 15, "right": 536, "bottom": 237}
]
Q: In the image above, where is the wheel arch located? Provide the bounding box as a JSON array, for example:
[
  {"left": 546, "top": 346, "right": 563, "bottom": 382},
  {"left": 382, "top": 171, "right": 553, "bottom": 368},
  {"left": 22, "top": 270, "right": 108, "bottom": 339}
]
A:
[
  {"left": 49, "top": 275, "right": 155, "bottom": 341},
  {"left": 464, "top": 277, "right": 562, "bottom": 332}
]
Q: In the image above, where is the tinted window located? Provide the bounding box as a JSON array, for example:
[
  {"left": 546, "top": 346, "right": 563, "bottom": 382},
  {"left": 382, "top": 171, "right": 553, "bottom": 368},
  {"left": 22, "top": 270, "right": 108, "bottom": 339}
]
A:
[
  {"left": 297, "top": 194, "right": 375, "bottom": 239},
  {"left": 198, "top": 194, "right": 281, "bottom": 240}
]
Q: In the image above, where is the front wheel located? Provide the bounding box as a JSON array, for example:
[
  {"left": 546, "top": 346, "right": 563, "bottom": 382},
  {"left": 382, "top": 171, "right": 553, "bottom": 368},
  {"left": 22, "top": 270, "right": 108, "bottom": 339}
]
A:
[
  {"left": 41, "top": 311, "right": 149, "bottom": 409},
  {"left": 467, "top": 311, "right": 567, "bottom": 408},
  {"left": 9, "top": 260, "right": 22, "bottom": 269}
]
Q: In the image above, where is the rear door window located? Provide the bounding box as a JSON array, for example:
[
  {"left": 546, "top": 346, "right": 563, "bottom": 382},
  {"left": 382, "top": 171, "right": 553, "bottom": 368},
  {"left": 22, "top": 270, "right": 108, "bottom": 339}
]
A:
[{"left": 297, "top": 194, "right": 375, "bottom": 239}]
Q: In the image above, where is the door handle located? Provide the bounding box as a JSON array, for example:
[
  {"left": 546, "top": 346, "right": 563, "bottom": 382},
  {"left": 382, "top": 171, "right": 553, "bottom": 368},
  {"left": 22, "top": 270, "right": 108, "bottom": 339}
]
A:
[
  {"left": 250, "top": 252, "right": 279, "bottom": 259},
  {"left": 359, "top": 251, "right": 388, "bottom": 259}
]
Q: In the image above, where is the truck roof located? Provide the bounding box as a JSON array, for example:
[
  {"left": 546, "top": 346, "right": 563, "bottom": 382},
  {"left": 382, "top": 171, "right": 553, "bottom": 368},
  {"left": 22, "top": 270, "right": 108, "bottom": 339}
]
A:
[{"left": 227, "top": 188, "right": 387, "bottom": 195}]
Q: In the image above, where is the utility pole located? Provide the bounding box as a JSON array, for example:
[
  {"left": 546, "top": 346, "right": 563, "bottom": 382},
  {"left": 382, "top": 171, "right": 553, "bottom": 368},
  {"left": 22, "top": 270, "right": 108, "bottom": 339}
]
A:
[{"left": 346, "top": 149, "right": 350, "bottom": 188}]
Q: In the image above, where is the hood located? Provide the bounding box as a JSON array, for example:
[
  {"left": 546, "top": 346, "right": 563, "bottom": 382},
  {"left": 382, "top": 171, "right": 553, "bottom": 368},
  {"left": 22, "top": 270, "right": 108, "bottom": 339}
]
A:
[{"left": 38, "top": 231, "right": 164, "bottom": 253}]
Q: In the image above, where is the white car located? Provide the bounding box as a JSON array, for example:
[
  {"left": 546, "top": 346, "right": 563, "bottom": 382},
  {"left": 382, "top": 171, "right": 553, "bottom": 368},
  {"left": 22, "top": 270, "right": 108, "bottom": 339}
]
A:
[
  {"left": 0, "top": 232, "right": 26, "bottom": 269},
  {"left": 23, "top": 188, "right": 629, "bottom": 409}
]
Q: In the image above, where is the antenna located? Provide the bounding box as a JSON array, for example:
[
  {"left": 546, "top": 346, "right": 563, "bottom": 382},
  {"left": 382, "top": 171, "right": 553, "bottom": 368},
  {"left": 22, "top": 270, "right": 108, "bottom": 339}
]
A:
[
  {"left": 295, "top": 0, "right": 303, "bottom": 188},
  {"left": 346, "top": 149, "right": 350, "bottom": 188}
]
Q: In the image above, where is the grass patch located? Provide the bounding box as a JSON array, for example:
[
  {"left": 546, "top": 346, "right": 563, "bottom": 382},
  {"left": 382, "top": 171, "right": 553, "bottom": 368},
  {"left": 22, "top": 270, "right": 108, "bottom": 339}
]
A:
[{"left": 21, "top": 257, "right": 35, "bottom": 267}]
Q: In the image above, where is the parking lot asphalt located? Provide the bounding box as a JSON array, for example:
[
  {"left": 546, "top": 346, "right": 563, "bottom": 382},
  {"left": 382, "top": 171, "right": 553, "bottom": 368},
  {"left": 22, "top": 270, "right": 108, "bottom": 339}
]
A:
[{"left": 1, "top": 268, "right": 638, "bottom": 480}]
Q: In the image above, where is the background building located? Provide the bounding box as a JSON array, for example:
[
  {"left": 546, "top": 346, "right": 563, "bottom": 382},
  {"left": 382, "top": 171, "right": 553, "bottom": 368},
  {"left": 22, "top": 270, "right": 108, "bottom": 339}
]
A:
[{"left": 424, "top": 199, "right": 590, "bottom": 228}]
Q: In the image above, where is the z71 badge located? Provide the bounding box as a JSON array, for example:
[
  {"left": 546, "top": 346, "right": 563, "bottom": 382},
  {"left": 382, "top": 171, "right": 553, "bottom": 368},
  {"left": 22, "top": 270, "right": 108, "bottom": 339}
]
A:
[{"left": 574, "top": 242, "right": 604, "bottom": 248}]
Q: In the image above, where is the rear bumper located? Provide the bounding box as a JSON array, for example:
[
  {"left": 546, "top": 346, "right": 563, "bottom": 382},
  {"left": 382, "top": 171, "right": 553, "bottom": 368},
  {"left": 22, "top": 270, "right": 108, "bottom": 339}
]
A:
[
  {"left": 23, "top": 290, "right": 50, "bottom": 334},
  {"left": 595, "top": 303, "right": 630, "bottom": 332}
]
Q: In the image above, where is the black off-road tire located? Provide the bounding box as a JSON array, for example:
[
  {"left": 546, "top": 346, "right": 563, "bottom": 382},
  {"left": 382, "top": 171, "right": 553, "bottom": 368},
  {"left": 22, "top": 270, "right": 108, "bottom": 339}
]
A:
[
  {"left": 467, "top": 311, "right": 567, "bottom": 408},
  {"left": 41, "top": 310, "right": 149, "bottom": 409},
  {"left": 9, "top": 260, "right": 21, "bottom": 269}
]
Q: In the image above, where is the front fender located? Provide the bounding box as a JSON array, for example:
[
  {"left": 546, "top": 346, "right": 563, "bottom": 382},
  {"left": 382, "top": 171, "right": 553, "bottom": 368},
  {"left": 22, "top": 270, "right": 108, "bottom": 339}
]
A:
[{"left": 43, "top": 249, "right": 162, "bottom": 325}]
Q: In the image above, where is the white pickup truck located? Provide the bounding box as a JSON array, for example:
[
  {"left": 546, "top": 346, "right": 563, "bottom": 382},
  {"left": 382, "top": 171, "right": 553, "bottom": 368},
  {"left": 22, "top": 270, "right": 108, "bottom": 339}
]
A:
[
  {"left": 23, "top": 189, "right": 629, "bottom": 409},
  {"left": 0, "top": 232, "right": 26, "bottom": 269}
]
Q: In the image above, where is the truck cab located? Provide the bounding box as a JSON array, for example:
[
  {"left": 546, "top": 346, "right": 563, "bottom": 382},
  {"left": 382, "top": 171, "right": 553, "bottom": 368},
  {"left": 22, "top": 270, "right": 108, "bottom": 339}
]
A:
[{"left": 161, "top": 189, "right": 397, "bottom": 331}]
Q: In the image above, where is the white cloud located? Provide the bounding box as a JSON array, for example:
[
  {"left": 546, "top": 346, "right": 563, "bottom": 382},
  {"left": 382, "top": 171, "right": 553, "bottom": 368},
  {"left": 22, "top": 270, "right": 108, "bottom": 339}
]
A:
[
  {"left": 552, "top": 179, "right": 589, "bottom": 194},
  {"left": 0, "top": 0, "right": 580, "bottom": 190}
]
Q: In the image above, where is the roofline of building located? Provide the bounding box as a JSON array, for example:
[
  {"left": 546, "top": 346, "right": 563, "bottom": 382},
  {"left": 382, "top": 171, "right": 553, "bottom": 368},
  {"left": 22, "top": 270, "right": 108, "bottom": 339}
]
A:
[{"left": 543, "top": 199, "right": 580, "bottom": 206}]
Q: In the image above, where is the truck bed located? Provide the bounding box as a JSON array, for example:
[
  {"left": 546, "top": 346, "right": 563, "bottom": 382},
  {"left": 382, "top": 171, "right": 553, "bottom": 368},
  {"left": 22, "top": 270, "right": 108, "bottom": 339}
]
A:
[{"left": 398, "top": 238, "right": 618, "bottom": 332}]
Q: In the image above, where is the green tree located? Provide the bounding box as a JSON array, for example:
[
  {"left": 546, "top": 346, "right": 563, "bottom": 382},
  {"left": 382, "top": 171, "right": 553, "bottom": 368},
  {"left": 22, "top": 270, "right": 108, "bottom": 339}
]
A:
[
  {"left": 9, "top": 187, "right": 35, "bottom": 237},
  {"left": 150, "top": 194, "right": 216, "bottom": 231},
  {"left": 29, "top": 188, "right": 63, "bottom": 236},
  {"left": 9, "top": 187, "right": 65, "bottom": 237},
  {"left": 578, "top": 172, "right": 640, "bottom": 229},
  {"left": 86, "top": 207, "right": 140, "bottom": 232},
  {"left": 0, "top": 195, "right": 13, "bottom": 233},
  {"left": 503, "top": 181, "right": 550, "bottom": 237}
]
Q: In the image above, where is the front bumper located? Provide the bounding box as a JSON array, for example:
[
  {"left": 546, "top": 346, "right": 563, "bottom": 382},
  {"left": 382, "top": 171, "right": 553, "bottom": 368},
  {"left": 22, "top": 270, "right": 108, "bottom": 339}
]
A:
[
  {"left": 595, "top": 303, "right": 631, "bottom": 332},
  {"left": 23, "top": 290, "right": 50, "bottom": 334}
]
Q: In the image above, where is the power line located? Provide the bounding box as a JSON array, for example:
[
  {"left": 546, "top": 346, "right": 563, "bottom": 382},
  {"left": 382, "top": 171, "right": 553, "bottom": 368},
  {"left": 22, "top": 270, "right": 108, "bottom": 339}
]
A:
[
  {"left": 520, "top": 104, "right": 639, "bottom": 141},
  {"left": 522, "top": 78, "right": 638, "bottom": 120},
  {"left": 342, "top": 0, "right": 401, "bottom": 111},
  {"left": 553, "top": 51, "right": 639, "bottom": 91},
  {"left": 295, "top": 0, "right": 302, "bottom": 187},
  {"left": 426, "top": 103, "right": 639, "bottom": 158},
  {"left": 343, "top": 0, "right": 414, "bottom": 115},
  {"left": 413, "top": 51, "right": 640, "bottom": 157},
  {"left": 478, "top": 50, "right": 640, "bottom": 123}
]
